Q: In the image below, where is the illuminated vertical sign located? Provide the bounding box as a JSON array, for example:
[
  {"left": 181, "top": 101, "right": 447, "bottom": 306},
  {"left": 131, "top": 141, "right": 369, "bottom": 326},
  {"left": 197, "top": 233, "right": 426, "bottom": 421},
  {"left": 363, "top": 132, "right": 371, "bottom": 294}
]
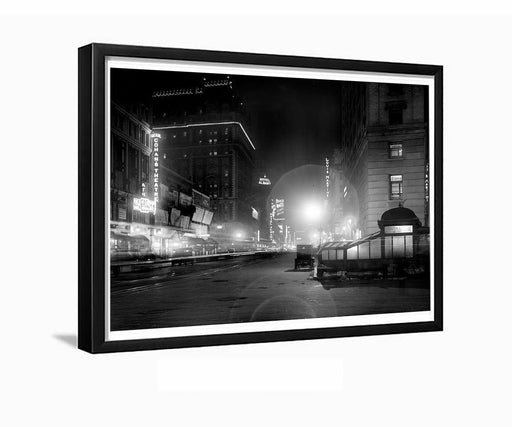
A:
[
  {"left": 151, "top": 133, "right": 161, "bottom": 205},
  {"left": 269, "top": 199, "right": 276, "bottom": 241},
  {"left": 325, "top": 157, "right": 330, "bottom": 199},
  {"left": 425, "top": 162, "right": 429, "bottom": 225}
]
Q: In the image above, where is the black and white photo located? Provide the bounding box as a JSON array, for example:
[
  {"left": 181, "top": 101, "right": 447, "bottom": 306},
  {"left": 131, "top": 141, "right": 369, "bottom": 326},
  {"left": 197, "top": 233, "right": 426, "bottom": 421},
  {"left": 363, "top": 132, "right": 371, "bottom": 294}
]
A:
[{"left": 78, "top": 44, "right": 443, "bottom": 352}]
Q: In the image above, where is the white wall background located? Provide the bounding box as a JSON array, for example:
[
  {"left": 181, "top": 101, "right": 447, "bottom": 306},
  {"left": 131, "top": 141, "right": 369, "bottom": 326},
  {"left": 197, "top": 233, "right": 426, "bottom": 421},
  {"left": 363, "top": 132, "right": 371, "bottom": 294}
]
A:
[{"left": 1, "top": 2, "right": 511, "bottom": 426}]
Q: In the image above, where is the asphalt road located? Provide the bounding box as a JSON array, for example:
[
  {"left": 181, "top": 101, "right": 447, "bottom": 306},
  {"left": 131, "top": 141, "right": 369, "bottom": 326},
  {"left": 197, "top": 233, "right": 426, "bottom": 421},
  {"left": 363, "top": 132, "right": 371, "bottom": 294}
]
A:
[{"left": 111, "top": 252, "right": 430, "bottom": 331}]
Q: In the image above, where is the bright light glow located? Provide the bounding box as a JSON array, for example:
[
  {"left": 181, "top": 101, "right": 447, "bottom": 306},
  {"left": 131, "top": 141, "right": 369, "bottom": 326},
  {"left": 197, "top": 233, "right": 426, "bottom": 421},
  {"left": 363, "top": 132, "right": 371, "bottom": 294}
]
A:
[
  {"left": 133, "top": 197, "right": 156, "bottom": 214},
  {"left": 151, "top": 133, "right": 160, "bottom": 204},
  {"left": 235, "top": 232, "right": 243, "bottom": 238},
  {"left": 216, "top": 225, "right": 223, "bottom": 229},
  {"left": 302, "top": 202, "right": 324, "bottom": 223}
]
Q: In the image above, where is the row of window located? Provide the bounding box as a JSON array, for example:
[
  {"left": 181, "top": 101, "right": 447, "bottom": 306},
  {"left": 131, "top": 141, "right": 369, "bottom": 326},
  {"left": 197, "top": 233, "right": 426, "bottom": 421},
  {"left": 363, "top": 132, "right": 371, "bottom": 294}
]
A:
[
  {"left": 183, "top": 150, "right": 232, "bottom": 158},
  {"left": 112, "top": 110, "right": 150, "bottom": 147},
  {"left": 171, "top": 127, "right": 231, "bottom": 139},
  {"left": 388, "top": 142, "right": 404, "bottom": 199},
  {"left": 322, "top": 235, "right": 413, "bottom": 261}
]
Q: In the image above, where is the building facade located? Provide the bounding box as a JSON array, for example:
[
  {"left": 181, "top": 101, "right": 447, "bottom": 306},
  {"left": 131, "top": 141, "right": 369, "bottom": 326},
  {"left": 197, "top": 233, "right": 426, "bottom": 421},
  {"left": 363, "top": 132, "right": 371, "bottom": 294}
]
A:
[
  {"left": 339, "top": 82, "right": 429, "bottom": 236},
  {"left": 110, "top": 102, "right": 214, "bottom": 259},
  {"left": 151, "top": 76, "right": 259, "bottom": 240},
  {"left": 110, "top": 102, "right": 153, "bottom": 227},
  {"left": 158, "top": 121, "right": 257, "bottom": 238}
]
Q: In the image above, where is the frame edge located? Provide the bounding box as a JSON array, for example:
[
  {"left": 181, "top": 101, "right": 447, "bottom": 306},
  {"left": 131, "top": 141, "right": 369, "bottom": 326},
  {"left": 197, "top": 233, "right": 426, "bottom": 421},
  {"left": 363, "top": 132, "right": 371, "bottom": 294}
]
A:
[{"left": 78, "top": 44, "right": 93, "bottom": 353}]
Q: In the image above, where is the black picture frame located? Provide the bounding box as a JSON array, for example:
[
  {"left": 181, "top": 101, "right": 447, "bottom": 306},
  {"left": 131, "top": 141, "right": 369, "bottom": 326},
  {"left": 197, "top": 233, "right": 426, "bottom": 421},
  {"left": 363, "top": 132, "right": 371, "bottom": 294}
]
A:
[{"left": 78, "top": 43, "right": 443, "bottom": 354}]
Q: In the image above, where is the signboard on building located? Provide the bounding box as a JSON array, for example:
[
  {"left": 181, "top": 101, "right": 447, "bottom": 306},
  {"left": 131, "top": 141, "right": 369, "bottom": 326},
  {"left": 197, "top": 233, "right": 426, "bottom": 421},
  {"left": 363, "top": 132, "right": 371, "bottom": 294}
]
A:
[
  {"left": 252, "top": 207, "right": 259, "bottom": 220},
  {"left": 202, "top": 210, "right": 214, "bottom": 225},
  {"left": 133, "top": 197, "right": 156, "bottom": 214},
  {"left": 118, "top": 207, "right": 127, "bottom": 221},
  {"left": 258, "top": 176, "right": 271, "bottom": 185},
  {"left": 325, "top": 157, "right": 330, "bottom": 199},
  {"left": 151, "top": 133, "right": 161, "bottom": 205},
  {"left": 179, "top": 192, "right": 192, "bottom": 206},
  {"left": 192, "top": 207, "right": 205, "bottom": 223},
  {"left": 384, "top": 225, "right": 413, "bottom": 234},
  {"left": 170, "top": 208, "right": 181, "bottom": 226},
  {"left": 192, "top": 189, "right": 210, "bottom": 209}
]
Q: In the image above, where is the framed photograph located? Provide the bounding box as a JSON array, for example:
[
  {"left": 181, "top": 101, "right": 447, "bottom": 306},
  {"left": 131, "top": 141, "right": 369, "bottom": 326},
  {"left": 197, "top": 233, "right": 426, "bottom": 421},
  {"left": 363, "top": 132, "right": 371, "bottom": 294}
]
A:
[{"left": 78, "top": 43, "right": 443, "bottom": 353}]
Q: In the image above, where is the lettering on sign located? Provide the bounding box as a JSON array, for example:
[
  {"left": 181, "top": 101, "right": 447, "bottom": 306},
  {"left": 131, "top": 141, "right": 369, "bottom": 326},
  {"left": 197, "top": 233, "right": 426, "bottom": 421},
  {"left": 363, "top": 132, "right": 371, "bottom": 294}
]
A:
[
  {"left": 151, "top": 133, "right": 161, "bottom": 204},
  {"left": 133, "top": 197, "right": 156, "bottom": 214},
  {"left": 325, "top": 157, "right": 330, "bottom": 199},
  {"left": 384, "top": 225, "right": 413, "bottom": 234}
]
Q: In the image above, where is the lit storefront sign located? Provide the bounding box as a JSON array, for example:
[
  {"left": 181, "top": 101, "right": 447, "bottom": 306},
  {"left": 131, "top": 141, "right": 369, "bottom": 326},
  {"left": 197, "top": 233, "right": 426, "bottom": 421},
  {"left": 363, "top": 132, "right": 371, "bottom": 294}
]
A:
[
  {"left": 133, "top": 197, "right": 156, "bottom": 214},
  {"left": 384, "top": 225, "right": 413, "bottom": 234},
  {"left": 151, "top": 133, "right": 161, "bottom": 205},
  {"left": 258, "top": 176, "right": 271, "bottom": 185}
]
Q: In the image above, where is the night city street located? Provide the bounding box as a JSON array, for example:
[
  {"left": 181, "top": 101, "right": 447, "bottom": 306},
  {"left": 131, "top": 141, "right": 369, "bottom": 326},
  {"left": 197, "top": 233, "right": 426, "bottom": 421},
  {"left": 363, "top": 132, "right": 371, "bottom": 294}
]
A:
[
  {"left": 108, "top": 66, "right": 432, "bottom": 332},
  {"left": 111, "top": 252, "right": 429, "bottom": 331}
]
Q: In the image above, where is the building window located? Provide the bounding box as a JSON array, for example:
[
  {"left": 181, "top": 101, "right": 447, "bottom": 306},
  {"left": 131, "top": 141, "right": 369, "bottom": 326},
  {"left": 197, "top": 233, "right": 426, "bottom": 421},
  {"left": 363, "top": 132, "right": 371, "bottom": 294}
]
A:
[
  {"left": 389, "top": 175, "right": 403, "bottom": 200},
  {"left": 389, "top": 143, "right": 403, "bottom": 158},
  {"left": 142, "top": 155, "right": 149, "bottom": 180},
  {"left": 389, "top": 107, "right": 403, "bottom": 125}
]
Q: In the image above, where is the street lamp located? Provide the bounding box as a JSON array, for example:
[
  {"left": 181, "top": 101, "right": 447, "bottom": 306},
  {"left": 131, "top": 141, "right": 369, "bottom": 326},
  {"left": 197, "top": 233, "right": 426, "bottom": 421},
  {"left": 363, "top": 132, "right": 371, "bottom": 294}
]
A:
[
  {"left": 302, "top": 201, "right": 324, "bottom": 223},
  {"left": 301, "top": 200, "right": 325, "bottom": 247}
]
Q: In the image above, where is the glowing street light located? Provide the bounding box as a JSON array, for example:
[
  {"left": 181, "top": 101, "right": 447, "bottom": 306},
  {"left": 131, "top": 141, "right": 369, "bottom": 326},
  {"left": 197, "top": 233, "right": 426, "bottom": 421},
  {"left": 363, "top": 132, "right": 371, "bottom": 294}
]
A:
[{"left": 302, "top": 201, "right": 324, "bottom": 223}]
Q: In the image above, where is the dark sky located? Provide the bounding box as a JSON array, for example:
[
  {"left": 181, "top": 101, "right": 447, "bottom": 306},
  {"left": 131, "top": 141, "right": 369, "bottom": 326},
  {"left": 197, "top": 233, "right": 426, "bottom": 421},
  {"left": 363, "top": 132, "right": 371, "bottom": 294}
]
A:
[
  {"left": 234, "top": 74, "right": 341, "bottom": 177},
  {"left": 111, "top": 68, "right": 342, "bottom": 182}
]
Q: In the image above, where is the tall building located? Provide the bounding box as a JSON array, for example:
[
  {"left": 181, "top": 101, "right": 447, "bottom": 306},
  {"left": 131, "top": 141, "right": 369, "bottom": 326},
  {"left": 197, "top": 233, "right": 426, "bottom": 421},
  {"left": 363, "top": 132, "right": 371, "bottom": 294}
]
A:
[
  {"left": 157, "top": 122, "right": 256, "bottom": 236},
  {"left": 152, "top": 76, "right": 259, "bottom": 239},
  {"left": 339, "top": 82, "right": 429, "bottom": 236}
]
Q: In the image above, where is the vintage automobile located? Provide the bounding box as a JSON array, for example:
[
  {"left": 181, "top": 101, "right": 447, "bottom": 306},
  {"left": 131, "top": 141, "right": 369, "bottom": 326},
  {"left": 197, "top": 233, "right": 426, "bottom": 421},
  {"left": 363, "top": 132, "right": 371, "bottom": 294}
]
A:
[{"left": 294, "top": 244, "right": 315, "bottom": 270}]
